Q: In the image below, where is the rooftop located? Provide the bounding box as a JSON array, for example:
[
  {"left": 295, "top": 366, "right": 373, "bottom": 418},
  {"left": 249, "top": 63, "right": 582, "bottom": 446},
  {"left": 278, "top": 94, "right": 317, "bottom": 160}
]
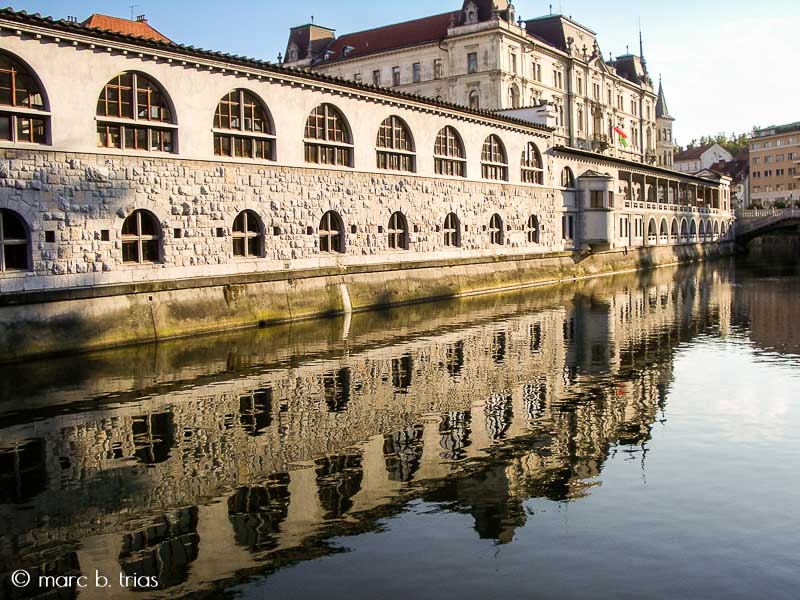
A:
[
  {"left": 0, "top": 7, "right": 552, "bottom": 134},
  {"left": 751, "top": 121, "right": 800, "bottom": 139},
  {"left": 81, "top": 13, "right": 171, "bottom": 43}
]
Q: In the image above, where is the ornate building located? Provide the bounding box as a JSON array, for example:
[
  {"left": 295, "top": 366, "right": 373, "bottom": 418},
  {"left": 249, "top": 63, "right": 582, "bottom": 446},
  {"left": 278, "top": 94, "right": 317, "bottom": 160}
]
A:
[
  {"left": 655, "top": 78, "right": 675, "bottom": 168},
  {"left": 284, "top": 0, "right": 671, "bottom": 165}
]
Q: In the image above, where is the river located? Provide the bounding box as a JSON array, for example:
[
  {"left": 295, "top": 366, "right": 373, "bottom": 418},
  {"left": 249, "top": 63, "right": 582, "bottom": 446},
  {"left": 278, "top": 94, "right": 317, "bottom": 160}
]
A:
[{"left": 1, "top": 257, "right": 798, "bottom": 600}]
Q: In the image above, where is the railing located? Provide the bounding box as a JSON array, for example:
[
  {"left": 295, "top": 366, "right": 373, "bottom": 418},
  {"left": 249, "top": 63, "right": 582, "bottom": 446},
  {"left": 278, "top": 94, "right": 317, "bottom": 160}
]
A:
[{"left": 737, "top": 208, "right": 800, "bottom": 219}]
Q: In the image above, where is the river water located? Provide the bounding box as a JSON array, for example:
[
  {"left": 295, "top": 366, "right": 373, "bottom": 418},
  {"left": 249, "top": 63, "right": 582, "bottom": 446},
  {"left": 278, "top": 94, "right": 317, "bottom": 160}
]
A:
[{"left": 1, "top": 257, "right": 799, "bottom": 600}]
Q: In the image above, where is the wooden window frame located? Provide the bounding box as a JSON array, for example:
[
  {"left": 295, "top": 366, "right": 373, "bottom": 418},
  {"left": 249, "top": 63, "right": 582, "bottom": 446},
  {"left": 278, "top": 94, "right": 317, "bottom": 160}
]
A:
[
  {"left": 434, "top": 126, "right": 466, "bottom": 178},
  {"left": 319, "top": 210, "right": 345, "bottom": 254},
  {"left": 232, "top": 210, "right": 264, "bottom": 258},
  {"left": 443, "top": 213, "right": 461, "bottom": 248},
  {"left": 376, "top": 116, "right": 415, "bottom": 172},
  {"left": 121, "top": 209, "right": 161, "bottom": 264},
  {"left": 96, "top": 72, "right": 175, "bottom": 153},
  {"left": 521, "top": 142, "right": 543, "bottom": 184},
  {"left": 213, "top": 89, "right": 276, "bottom": 161},
  {"left": 387, "top": 211, "right": 409, "bottom": 250},
  {"left": 489, "top": 213, "right": 504, "bottom": 246},
  {"left": 304, "top": 104, "right": 353, "bottom": 168},
  {"left": 481, "top": 135, "right": 508, "bottom": 181},
  {"left": 0, "top": 53, "right": 49, "bottom": 145}
]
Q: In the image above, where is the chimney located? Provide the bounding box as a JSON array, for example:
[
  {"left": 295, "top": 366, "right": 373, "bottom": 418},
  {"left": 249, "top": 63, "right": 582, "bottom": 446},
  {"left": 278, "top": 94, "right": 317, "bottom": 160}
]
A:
[
  {"left": 136, "top": 14, "right": 147, "bottom": 22},
  {"left": 66, "top": 15, "right": 77, "bottom": 22}
]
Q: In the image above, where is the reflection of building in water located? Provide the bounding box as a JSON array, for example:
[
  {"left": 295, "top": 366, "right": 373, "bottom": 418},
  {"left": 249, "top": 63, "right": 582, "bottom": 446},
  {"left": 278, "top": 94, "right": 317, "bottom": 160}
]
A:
[{"left": 0, "top": 264, "right": 734, "bottom": 595}]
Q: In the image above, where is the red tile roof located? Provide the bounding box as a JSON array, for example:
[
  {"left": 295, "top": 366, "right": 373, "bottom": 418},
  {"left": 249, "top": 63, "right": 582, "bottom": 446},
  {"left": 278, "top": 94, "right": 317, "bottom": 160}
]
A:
[
  {"left": 81, "top": 14, "right": 171, "bottom": 43},
  {"left": 324, "top": 11, "right": 459, "bottom": 62},
  {"left": 674, "top": 143, "right": 715, "bottom": 162}
]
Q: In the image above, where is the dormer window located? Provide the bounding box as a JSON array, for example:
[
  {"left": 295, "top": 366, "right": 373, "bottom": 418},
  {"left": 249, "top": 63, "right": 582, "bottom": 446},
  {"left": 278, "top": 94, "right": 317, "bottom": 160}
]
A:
[
  {"left": 343, "top": 45, "right": 355, "bottom": 57},
  {"left": 464, "top": 1, "right": 478, "bottom": 24},
  {"left": 287, "top": 43, "right": 299, "bottom": 62}
]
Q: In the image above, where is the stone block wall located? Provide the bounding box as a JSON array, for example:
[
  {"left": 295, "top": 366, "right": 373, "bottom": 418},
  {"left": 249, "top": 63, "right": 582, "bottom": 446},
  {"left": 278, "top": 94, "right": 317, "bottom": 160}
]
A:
[{"left": 0, "top": 148, "right": 565, "bottom": 293}]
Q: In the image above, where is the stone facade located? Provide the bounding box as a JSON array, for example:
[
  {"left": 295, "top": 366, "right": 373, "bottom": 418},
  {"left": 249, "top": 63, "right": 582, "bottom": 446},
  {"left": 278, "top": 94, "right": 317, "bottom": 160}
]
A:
[
  {"left": 0, "top": 8, "right": 733, "bottom": 356},
  {"left": 285, "top": 1, "right": 665, "bottom": 165}
]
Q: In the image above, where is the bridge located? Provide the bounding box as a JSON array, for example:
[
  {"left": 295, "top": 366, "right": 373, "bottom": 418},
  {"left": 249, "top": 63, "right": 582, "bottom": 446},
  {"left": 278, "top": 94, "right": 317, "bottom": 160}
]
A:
[{"left": 735, "top": 208, "right": 800, "bottom": 243}]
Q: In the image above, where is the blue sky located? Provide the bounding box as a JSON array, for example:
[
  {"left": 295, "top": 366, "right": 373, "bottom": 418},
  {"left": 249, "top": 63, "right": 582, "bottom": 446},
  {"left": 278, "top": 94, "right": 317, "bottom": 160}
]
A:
[{"left": 16, "top": 1, "right": 798, "bottom": 144}]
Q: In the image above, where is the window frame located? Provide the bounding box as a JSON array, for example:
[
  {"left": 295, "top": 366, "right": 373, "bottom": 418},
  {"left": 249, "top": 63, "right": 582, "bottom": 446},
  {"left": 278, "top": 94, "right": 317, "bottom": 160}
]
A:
[
  {"left": 489, "top": 213, "right": 504, "bottom": 246},
  {"left": 213, "top": 89, "right": 276, "bottom": 161},
  {"left": 443, "top": 212, "right": 461, "bottom": 248},
  {"left": 521, "top": 142, "right": 544, "bottom": 184},
  {"left": 481, "top": 134, "right": 508, "bottom": 181},
  {"left": 387, "top": 211, "right": 409, "bottom": 250},
  {"left": 319, "top": 210, "right": 345, "bottom": 254},
  {"left": 304, "top": 104, "right": 353, "bottom": 168},
  {"left": 121, "top": 209, "right": 161, "bottom": 265},
  {"left": 526, "top": 215, "right": 540, "bottom": 244},
  {"left": 376, "top": 115, "right": 415, "bottom": 173},
  {"left": 0, "top": 52, "right": 50, "bottom": 145},
  {"left": 434, "top": 126, "right": 466, "bottom": 178},
  {"left": 0, "top": 208, "right": 30, "bottom": 272},
  {"left": 96, "top": 72, "right": 176, "bottom": 153},
  {"left": 231, "top": 209, "right": 264, "bottom": 258}
]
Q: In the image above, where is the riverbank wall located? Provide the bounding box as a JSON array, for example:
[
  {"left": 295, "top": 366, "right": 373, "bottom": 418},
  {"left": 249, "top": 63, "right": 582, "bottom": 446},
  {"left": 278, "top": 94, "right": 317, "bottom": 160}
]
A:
[{"left": 0, "top": 241, "right": 733, "bottom": 362}]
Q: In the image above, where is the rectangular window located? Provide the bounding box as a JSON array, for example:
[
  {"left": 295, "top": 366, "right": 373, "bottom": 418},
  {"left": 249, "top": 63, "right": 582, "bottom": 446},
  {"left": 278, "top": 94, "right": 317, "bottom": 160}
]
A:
[
  {"left": 434, "top": 59, "right": 443, "bottom": 79},
  {"left": 392, "top": 66, "right": 400, "bottom": 86},
  {"left": 412, "top": 63, "right": 421, "bottom": 83},
  {"left": 353, "top": 72, "right": 362, "bottom": 83},
  {"left": 590, "top": 191, "right": 605, "bottom": 208},
  {"left": 510, "top": 52, "right": 517, "bottom": 73},
  {"left": 372, "top": 70, "right": 381, "bottom": 86},
  {"left": 467, "top": 52, "right": 478, "bottom": 74}
]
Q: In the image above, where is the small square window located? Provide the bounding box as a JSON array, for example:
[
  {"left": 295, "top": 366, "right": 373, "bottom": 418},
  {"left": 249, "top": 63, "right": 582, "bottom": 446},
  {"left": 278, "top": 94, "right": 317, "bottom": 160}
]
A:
[
  {"left": 44, "top": 230, "right": 55, "bottom": 243},
  {"left": 173, "top": 228, "right": 182, "bottom": 238},
  {"left": 100, "top": 229, "right": 110, "bottom": 241},
  {"left": 306, "top": 226, "right": 314, "bottom": 235},
  {"left": 350, "top": 225, "right": 357, "bottom": 234},
  {"left": 216, "top": 227, "right": 224, "bottom": 237},
  {"left": 378, "top": 225, "right": 384, "bottom": 233},
  {"left": 273, "top": 226, "right": 281, "bottom": 236}
]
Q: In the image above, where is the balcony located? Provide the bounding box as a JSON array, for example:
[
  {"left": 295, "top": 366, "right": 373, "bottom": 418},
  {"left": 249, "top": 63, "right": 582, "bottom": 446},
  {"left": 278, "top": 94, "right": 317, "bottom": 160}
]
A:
[{"left": 591, "top": 133, "right": 609, "bottom": 152}]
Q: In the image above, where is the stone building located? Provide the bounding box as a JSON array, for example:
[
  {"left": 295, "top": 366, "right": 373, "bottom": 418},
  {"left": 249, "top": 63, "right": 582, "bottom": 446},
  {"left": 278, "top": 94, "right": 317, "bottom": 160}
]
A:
[
  {"left": 0, "top": 8, "right": 732, "bottom": 357},
  {"left": 748, "top": 121, "right": 800, "bottom": 207},
  {"left": 655, "top": 79, "right": 675, "bottom": 168},
  {"left": 284, "top": 1, "right": 668, "bottom": 165}
]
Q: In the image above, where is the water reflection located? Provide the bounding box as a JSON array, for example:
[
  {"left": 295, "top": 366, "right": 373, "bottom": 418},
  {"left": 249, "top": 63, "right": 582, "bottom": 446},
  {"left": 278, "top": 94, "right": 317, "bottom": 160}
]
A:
[{"left": 1, "top": 259, "right": 794, "bottom": 598}]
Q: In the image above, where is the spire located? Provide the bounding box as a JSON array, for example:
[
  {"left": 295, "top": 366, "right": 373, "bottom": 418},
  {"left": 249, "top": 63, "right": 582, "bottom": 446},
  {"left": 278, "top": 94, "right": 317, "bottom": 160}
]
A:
[
  {"left": 655, "top": 78, "right": 672, "bottom": 120},
  {"left": 639, "top": 21, "right": 648, "bottom": 73}
]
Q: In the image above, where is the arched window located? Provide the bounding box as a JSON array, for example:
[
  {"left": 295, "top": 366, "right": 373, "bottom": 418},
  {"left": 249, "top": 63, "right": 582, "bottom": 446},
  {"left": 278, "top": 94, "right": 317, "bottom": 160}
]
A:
[
  {"left": 690, "top": 220, "right": 697, "bottom": 241},
  {"left": 521, "top": 142, "right": 543, "bottom": 184},
  {"left": 489, "top": 213, "right": 504, "bottom": 245},
  {"left": 121, "top": 209, "right": 160, "bottom": 264},
  {"left": 526, "top": 215, "right": 540, "bottom": 244},
  {"left": 319, "top": 210, "right": 344, "bottom": 254},
  {"left": 481, "top": 135, "right": 508, "bottom": 181},
  {"left": 713, "top": 221, "right": 720, "bottom": 239},
  {"left": 434, "top": 126, "right": 466, "bottom": 177},
  {"left": 671, "top": 219, "right": 679, "bottom": 242},
  {"left": 387, "top": 211, "right": 409, "bottom": 250},
  {"left": 443, "top": 213, "right": 461, "bottom": 248},
  {"left": 304, "top": 104, "right": 352, "bottom": 167},
  {"left": 698, "top": 220, "right": 706, "bottom": 240},
  {"left": 560, "top": 167, "right": 575, "bottom": 188},
  {"left": 213, "top": 89, "right": 275, "bottom": 160},
  {"left": 508, "top": 84, "right": 520, "bottom": 108},
  {"left": 0, "top": 209, "right": 29, "bottom": 271},
  {"left": 97, "top": 72, "right": 174, "bottom": 152},
  {"left": 376, "top": 116, "right": 415, "bottom": 172},
  {"left": 468, "top": 90, "right": 480, "bottom": 110},
  {"left": 232, "top": 210, "right": 263, "bottom": 257},
  {"left": 0, "top": 52, "right": 48, "bottom": 144}
]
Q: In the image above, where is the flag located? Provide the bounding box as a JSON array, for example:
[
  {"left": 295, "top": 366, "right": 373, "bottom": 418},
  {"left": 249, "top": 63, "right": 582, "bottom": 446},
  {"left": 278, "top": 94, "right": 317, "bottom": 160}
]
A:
[{"left": 614, "top": 127, "right": 629, "bottom": 148}]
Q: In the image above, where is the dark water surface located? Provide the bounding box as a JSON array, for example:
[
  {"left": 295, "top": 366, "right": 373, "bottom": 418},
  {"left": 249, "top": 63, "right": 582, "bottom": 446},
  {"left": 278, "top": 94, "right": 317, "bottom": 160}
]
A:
[{"left": 1, "top": 258, "right": 799, "bottom": 600}]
